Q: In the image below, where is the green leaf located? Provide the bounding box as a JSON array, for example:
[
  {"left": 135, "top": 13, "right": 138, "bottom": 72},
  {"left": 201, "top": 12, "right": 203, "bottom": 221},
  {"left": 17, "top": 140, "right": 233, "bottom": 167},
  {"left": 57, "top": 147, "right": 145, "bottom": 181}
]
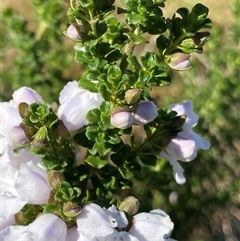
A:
[
  {"left": 127, "top": 13, "right": 146, "bottom": 25},
  {"left": 127, "top": 55, "right": 142, "bottom": 71},
  {"left": 107, "top": 65, "right": 122, "bottom": 84},
  {"left": 118, "top": 166, "right": 134, "bottom": 179},
  {"left": 85, "top": 155, "right": 108, "bottom": 169},
  {"left": 192, "top": 3, "right": 209, "bottom": 19},
  {"left": 79, "top": 73, "right": 98, "bottom": 92},
  {"left": 124, "top": 32, "right": 148, "bottom": 44},
  {"left": 86, "top": 108, "right": 101, "bottom": 123},
  {"left": 86, "top": 125, "right": 99, "bottom": 141}
]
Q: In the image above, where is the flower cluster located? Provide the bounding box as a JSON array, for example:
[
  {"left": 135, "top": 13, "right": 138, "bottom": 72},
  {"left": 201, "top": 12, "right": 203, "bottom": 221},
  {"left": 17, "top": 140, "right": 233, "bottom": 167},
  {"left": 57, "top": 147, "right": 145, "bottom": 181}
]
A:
[{"left": 1, "top": 202, "right": 175, "bottom": 241}]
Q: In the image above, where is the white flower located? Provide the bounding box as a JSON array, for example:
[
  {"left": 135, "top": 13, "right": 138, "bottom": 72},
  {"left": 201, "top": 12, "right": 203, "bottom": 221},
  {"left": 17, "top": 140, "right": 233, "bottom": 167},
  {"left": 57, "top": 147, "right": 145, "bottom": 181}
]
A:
[
  {"left": 57, "top": 81, "right": 103, "bottom": 133},
  {"left": 0, "top": 213, "right": 67, "bottom": 241},
  {"left": 0, "top": 148, "right": 49, "bottom": 230},
  {"left": 160, "top": 101, "right": 210, "bottom": 184},
  {"left": 0, "top": 87, "right": 43, "bottom": 153}
]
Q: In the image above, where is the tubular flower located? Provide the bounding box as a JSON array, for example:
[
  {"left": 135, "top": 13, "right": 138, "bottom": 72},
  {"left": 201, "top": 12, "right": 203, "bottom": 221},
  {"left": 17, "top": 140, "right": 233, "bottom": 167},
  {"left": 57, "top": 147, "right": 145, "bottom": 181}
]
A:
[{"left": 160, "top": 101, "right": 210, "bottom": 184}]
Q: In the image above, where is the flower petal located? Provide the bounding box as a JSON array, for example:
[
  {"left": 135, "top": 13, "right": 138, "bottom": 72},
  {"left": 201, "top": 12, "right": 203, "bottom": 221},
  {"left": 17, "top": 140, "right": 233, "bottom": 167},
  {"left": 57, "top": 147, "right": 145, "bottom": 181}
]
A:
[
  {"left": 0, "top": 226, "right": 30, "bottom": 241},
  {"left": 26, "top": 214, "right": 67, "bottom": 241},
  {"left": 77, "top": 203, "right": 117, "bottom": 239},
  {"left": 129, "top": 209, "right": 174, "bottom": 241},
  {"left": 12, "top": 87, "right": 43, "bottom": 108},
  {"left": 165, "top": 134, "right": 197, "bottom": 162},
  {"left": 170, "top": 101, "right": 198, "bottom": 128},
  {"left": 107, "top": 205, "right": 128, "bottom": 228},
  {"left": 58, "top": 86, "right": 103, "bottom": 133},
  {"left": 15, "top": 163, "right": 50, "bottom": 204}
]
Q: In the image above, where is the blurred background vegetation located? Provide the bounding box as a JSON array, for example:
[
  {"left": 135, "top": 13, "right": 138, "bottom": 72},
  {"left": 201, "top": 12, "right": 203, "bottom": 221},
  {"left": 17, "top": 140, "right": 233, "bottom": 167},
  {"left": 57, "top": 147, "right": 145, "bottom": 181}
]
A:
[{"left": 1, "top": 0, "right": 239, "bottom": 240}]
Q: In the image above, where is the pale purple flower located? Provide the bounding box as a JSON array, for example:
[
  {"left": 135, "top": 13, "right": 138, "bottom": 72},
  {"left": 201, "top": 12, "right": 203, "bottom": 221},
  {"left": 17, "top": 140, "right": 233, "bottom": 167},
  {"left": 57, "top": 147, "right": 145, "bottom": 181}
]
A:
[
  {"left": 132, "top": 101, "right": 158, "bottom": 125},
  {"left": 129, "top": 209, "right": 176, "bottom": 241},
  {"left": 0, "top": 214, "right": 67, "bottom": 241},
  {"left": 160, "top": 100, "right": 210, "bottom": 184},
  {"left": 0, "top": 87, "right": 43, "bottom": 153},
  {"left": 76, "top": 203, "right": 175, "bottom": 241},
  {"left": 57, "top": 81, "right": 103, "bottom": 133},
  {"left": 0, "top": 153, "right": 50, "bottom": 230}
]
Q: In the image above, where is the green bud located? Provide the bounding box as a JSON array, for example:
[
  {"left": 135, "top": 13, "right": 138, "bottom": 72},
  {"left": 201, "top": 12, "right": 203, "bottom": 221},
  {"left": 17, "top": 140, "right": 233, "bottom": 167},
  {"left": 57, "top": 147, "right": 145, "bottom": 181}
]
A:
[
  {"left": 125, "top": 88, "right": 142, "bottom": 105},
  {"left": 48, "top": 170, "right": 66, "bottom": 191},
  {"left": 118, "top": 196, "right": 140, "bottom": 216},
  {"left": 32, "top": 126, "right": 48, "bottom": 149},
  {"left": 18, "top": 102, "right": 31, "bottom": 119},
  {"left": 63, "top": 201, "right": 81, "bottom": 218}
]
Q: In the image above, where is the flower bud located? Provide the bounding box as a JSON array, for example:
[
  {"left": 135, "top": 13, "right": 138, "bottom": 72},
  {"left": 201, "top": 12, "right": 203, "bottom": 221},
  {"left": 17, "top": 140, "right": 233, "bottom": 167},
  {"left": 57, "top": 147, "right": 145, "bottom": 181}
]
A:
[
  {"left": 110, "top": 107, "right": 133, "bottom": 129},
  {"left": 31, "top": 126, "right": 47, "bottom": 149},
  {"left": 63, "top": 201, "right": 81, "bottom": 218},
  {"left": 48, "top": 170, "right": 66, "bottom": 191},
  {"left": 132, "top": 101, "right": 158, "bottom": 125},
  {"left": 167, "top": 52, "right": 191, "bottom": 70},
  {"left": 124, "top": 88, "right": 142, "bottom": 105},
  {"left": 64, "top": 24, "right": 83, "bottom": 41},
  {"left": 118, "top": 196, "right": 140, "bottom": 216},
  {"left": 9, "top": 126, "right": 28, "bottom": 146}
]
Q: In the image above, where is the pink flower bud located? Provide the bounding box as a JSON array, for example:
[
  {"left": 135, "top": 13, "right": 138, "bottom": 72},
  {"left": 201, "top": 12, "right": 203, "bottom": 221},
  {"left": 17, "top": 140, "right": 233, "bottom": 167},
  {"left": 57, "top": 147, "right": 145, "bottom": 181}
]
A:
[
  {"left": 65, "top": 24, "right": 81, "bottom": 40},
  {"left": 9, "top": 126, "right": 28, "bottom": 146},
  {"left": 167, "top": 52, "right": 191, "bottom": 70},
  {"left": 110, "top": 108, "right": 133, "bottom": 129},
  {"left": 132, "top": 101, "right": 158, "bottom": 125}
]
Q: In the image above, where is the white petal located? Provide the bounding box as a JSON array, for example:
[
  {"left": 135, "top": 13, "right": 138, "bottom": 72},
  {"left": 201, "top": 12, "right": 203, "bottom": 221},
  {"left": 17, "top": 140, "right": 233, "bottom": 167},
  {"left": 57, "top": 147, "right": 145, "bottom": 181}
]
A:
[
  {"left": 58, "top": 81, "right": 81, "bottom": 104},
  {"left": 0, "top": 102, "right": 22, "bottom": 137},
  {"left": 0, "top": 162, "right": 18, "bottom": 195},
  {"left": 26, "top": 214, "right": 67, "bottom": 241},
  {"left": 107, "top": 205, "right": 128, "bottom": 228},
  {"left": 58, "top": 89, "right": 102, "bottom": 132},
  {"left": 15, "top": 163, "right": 50, "bottom": 204},
  {"left": 0, "top": 226, "right": 30, "bottom": 241},
  {"left": 186, "top": 130, "right": 210, "bottom": 150},
  {"left": 77, "top": 203, "right": 117, "bottom": 239},
  {"left": 129, "top": 210, "right": 174, "bottom": 241},
  {"left": 0, "top": 215, "right": 15, "bottom": 231},
  {"left": 165, "top": 135, "right": 197, "bottom": 162},
  {"left": 0, "top": 195, "right": 26, "bottom": 220}
]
